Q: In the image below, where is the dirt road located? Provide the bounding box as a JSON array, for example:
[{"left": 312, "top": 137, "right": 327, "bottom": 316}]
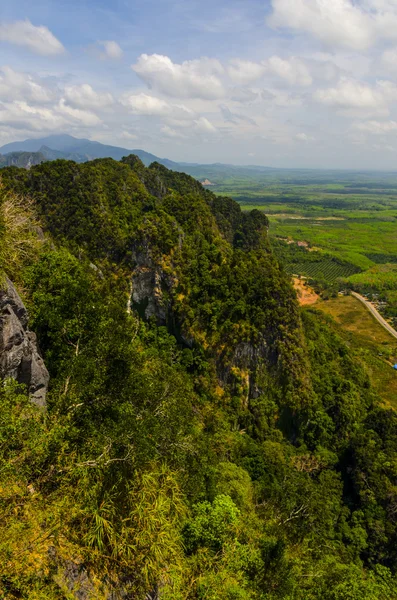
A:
[{"left": 351, "top": 292, "right": 397, "bottom": 341}]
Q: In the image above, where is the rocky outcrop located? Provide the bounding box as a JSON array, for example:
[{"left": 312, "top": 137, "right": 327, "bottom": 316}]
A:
[
  {"left": 131, "top": 265, "right": 168, "bottom": 322},
  {"left": 0, "top": 277, "right": 49, "bottom": 407},
  {"left": 130, "top": 238, "right": 177, "bottom": 324}
]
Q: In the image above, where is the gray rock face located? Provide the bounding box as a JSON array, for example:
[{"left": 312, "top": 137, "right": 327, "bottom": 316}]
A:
[
  {"left": 130, "top": 244, "right": 172, "bottom": 324},
  {"left": 0, "top": 277, "right": 49, "bottom": 407},
  {"left": 132, "top": 266, "right": 168, "bottom": 322}
]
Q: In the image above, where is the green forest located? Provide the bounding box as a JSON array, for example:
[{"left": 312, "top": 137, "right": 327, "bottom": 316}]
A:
[{"left": 1, "top": 157, "right": 397, "bottom": 599}]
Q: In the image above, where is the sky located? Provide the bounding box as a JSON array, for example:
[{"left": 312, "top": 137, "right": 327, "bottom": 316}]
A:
[{"left": 2, "top": 0, "right": 397, "bottom": 168}]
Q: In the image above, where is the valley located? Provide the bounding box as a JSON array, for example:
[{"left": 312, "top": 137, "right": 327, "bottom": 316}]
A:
[
  {"left": 205, "top": 170, "right": 397, "bottom": 409},
  {"left": 210, "top": 169, "right": 397, "bottom": 326}
]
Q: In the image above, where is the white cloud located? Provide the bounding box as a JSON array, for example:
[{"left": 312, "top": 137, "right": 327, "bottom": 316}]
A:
[
  {"left": 228, "top": 59, "right": 266, "bottom": 84},
  {"left": 261, "top": 89, "right": 303, "bottom": 108},
  {"left": 381, "top": 47, "right": 397, "bottom": 72},
  {"left": 100, "top": 40, "right": 123, "bottom": 60},
  {"left": 231, "top": 87, "right": 262, "bottom": 104},
  {"left": 0, "top": 101, "right": 65, "bottom": 130},
  {"left": 266, "top": 56, "right": 313, "bottom": 86},
  {"left": 0, "top": 67, "right": 53, "bottom": 103},
  {"left": 58, "top": 99, "right": 102, "bottom": 126},
  {"left": 161, "top": 125, "right": 187, "bottom": 139},
  {"left": 120, "top": 92, "right": 193, "bottom": 118},
  {"left": 295, "top": 132, "right": 315, "bottom": 142},
  {"left": 314, "top": 78, "right": 397, "bottom": 115},
  {"left": 120, "top": 131, "right": 138, "bottom": 140},
  {"left": 132, "top": 54, "right": 225, "bottom": 99},
  {"left": 354, "top": 120, "right": 397, "bottom": 134},
  {"left": 228, "top": 56, "right": 313, "bottom": 87},
  {"left": 64, "top": 84, "right": 113, "bottom": 109},
  {"left": 268, "top": 0, "right": 397, "bottom": 50},
  {"left": 120, "top": 93, "right": 173, "bottom": 116},
  {"left": 194, "top": 116, "right": 217, "bottom": 133},
  {"left": 0, "top": 20, "right": 65, "bottom": 56},
  {"left": 314, "top": 79, "right": 380, "bottom": 109}
]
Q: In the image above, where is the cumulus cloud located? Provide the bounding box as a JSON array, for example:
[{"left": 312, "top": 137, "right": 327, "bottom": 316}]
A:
[
  {"left": 120, "top": 92, "right": 193, "bottom": 119},
  {"left": 132, "top": 54, "right": 225, "bottom": 99},
  {"left": 0, "top": 20, "right": 65, "bottom": 56},
  {"left": 0, "top": 67, "right": 53, "bottom": 103},
  {"left": 0, "top": 101, "right": 66, "bottom": 130},
  {"left": 99, "top": 40, "right": 123, "bottom": 59},
  {"left": 228, "top": 59, "right": 266, "bottom": 84},
  {"left": 267, "top": 0, "right": 397, "bottom": 50},
  {"left": 64, "top": 84, "right": 114, "bottom": 109},
  {"left": 58, "top": 99, "right": 102, "bottom": 126},
  {"left": 261, "top": 89, "right": 303, "bottom": 108},
  {"left": 120, "top": 93, "right": 171, "bottom": 116},
  {"left": 266, "top": 56, "right": 313, "bottom": 86},
  {"left": 314, "top": 78, "right": 397, "bottom": 115},
  {"left": 228, "top": 56, "right": 312, "bottom": 87}
]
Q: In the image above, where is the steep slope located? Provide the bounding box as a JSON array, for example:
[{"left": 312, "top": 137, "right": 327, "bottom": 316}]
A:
[
  {"left": 1, "top": 158, "right": 397, "bottom": 599},
  {"left": 3, "top": 156, "right": 311, "bottom": 415}
]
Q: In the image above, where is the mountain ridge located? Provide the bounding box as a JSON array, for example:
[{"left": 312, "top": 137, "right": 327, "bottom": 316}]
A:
[
  {"left": 1, "top": 155, "right": 397, "bottom": 598},
  {"left": 0, "top": 134, "right": 182, "bottom": 169},
  {"left": 0, "top": 134, "right": 274, "bottom": 176}
]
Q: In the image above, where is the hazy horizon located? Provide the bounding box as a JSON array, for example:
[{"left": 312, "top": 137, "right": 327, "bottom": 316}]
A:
[{"left": 2, "top": 1, "right": 397, "bottom": 169}]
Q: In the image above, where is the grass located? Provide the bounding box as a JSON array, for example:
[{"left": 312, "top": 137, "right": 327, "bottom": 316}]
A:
[
  {"left": 316, "top": 295, "right": 397, "bottom": 408},
  {"left": 268, "top": 219, "right": 397, "bottom": 270},
  {"left": 347, "top": 263, "right": 397, "bottom": 289}
]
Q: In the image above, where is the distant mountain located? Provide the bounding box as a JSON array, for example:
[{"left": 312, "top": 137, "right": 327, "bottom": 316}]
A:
[
  {"left": 0, "top": 151, "right": 46, "bottom": 169},
  {"left": 0, "top": 134, "right": 275, "bottom": 183},
  {"left": 38, "top": 145, "right": 87, "bottom": 163},
  {"left": 0, "top": 135, "right": 179, "bottom": 168}
]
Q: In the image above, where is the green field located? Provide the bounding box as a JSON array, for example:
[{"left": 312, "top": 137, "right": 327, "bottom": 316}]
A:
[
  {"left": 316, "top": 296, "right": 397, "bottom": 408},
  {"left": 284, "top": 258, "right": 360, "bottom": 282},
  {"left": 206, "top": 169, "right": 397, "bottom": 319}
]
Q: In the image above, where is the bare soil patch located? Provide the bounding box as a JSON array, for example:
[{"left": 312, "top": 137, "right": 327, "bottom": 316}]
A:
[{"left": 293, "top": 278, "right": 319, "bottom": 306}]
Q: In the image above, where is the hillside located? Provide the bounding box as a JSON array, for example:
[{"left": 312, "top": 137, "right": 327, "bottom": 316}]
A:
[
  {"left": 1, "top": 157, "right": 397, "bottom": 599},
  {"left": 0, "top": 151, "right": 46, "bottom": 168}
]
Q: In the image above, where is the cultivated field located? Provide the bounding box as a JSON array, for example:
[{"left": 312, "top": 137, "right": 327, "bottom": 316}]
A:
[{"left": 317, "top": 296, "right": 397, "bottom": 408}]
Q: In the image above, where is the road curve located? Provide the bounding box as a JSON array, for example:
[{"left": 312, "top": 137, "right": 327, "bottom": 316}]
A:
[{"left": 351, "top": 291, "right": 397, "bottom": 341}]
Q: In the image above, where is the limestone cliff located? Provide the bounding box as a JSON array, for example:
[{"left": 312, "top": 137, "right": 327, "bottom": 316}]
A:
[{"left": 0, "top": 277, "right": 49, "bottom": 407}]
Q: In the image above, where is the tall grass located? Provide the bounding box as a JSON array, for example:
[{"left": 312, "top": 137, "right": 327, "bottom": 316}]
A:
[{"left": 0, "top": 182, "right": 42, "bottom": 283}]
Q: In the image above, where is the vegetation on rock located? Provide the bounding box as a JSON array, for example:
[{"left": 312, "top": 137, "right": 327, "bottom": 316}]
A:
[{"left": 1, "top": 157, "right": 397, "bottom": 598}]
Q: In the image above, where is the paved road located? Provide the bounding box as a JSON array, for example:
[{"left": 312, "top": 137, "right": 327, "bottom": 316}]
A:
[{"left": 351, "top": 292, "right": 397, "bottom": 341}]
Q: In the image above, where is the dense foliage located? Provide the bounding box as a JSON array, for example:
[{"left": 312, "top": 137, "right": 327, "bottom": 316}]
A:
[{"left": 1, "top": 158, "right": 397, "bottom": 598}]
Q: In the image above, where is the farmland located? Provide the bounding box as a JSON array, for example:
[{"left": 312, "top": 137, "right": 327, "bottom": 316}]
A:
[
  {"left": 316, "top": 296, "right": 397, "bottom": 408},
  {"left": 201, "top": 163, "right": 397, "bottom": 406},
  {"left": 205, "top": 168, "right": 397, "bottom": 322}
]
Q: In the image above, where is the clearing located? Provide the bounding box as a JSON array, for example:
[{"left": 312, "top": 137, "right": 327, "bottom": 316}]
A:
[{"left": 293, "top": 278, "right": 319, "bottom": 306}]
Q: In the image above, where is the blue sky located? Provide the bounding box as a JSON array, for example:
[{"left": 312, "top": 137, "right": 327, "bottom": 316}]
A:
[{"left": 2, "top": 0, "right": 397, "bottom": 168}]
